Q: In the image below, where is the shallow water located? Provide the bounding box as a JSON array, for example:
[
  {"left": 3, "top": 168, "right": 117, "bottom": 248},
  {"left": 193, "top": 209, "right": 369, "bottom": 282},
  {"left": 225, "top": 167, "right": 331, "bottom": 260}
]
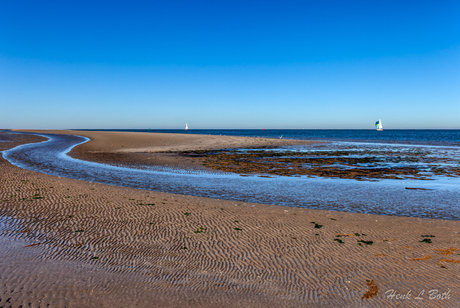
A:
[{"left": 3, "top": 133, "right": 460, "bottom": 220}]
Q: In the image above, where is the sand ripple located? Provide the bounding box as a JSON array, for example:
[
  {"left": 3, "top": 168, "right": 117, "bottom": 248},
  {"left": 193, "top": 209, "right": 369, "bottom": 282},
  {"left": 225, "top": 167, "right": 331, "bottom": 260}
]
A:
[{"left": 1, "top": 155, "right": 460, "bottom": 307}]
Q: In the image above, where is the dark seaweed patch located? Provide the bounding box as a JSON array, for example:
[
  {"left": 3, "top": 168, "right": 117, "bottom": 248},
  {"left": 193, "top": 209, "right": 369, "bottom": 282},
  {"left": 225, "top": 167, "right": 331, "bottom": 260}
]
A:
[
  {"left": 194, "top": 227, "right": 206, "bottom": 233},
  {"left": 357, "top": 240, "right": 373, "bottom": 245},
  {"left": 190, "top": 147, "right": 459, "bottom": 181}
]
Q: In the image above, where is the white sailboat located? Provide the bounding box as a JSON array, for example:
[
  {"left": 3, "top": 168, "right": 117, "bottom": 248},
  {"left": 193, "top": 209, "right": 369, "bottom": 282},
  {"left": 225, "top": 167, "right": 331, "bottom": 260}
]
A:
[
  {"left": 185, "top": 123, "right": 189, "bottom": 130},
  {"left": 375, "top": 119, "right": 383, "bottom": 131}
]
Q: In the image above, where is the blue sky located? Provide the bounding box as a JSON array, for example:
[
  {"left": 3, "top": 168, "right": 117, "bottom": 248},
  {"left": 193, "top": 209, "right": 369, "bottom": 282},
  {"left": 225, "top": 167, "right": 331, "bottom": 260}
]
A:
[{"left": 1, "top": 0, "right": 459, "bottom": 129}]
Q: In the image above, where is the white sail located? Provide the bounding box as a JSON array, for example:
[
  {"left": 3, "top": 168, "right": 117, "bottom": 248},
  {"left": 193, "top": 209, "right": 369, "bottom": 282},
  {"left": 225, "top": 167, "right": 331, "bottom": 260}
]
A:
[
  {"left": 185, "top": 123, "right": 188, "bottom": 130},
  {"left": 375, "top": 119, "right": 383, "bottom": 131}
]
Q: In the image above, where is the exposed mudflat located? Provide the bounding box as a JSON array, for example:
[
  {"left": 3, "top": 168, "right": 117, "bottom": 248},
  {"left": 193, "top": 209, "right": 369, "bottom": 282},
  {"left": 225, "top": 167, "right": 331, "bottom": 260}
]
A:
[{"left": 186, "top": 144, "right": 460, "bottom": 180}]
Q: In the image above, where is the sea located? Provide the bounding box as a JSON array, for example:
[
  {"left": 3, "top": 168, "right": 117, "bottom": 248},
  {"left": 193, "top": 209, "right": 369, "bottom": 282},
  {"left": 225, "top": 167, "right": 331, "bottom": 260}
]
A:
[{"left": 79, "top": 129, "right": 460, "bottom": 146}]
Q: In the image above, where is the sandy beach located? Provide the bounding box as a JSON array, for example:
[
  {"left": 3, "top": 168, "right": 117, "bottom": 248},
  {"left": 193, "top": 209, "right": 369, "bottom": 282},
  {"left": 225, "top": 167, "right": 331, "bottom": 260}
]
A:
[{"left": 1, "top": 130, "right": 459, "bottom": 307}]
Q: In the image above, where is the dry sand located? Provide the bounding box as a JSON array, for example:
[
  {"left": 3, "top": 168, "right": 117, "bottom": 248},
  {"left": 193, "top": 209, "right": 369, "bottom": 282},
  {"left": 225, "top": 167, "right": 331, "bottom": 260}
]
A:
[
  {"left": 19, "top": 130, "right": 316, "bottom": 153},
  {"left": 1, "top": 130, "right": 460, "bottom": 307}
]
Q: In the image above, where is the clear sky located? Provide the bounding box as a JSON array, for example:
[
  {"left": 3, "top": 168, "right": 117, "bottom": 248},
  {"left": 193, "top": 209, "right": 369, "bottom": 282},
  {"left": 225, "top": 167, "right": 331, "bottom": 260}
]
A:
[{"left": 1, "top": 0, "right": 459, "bottom": 129}]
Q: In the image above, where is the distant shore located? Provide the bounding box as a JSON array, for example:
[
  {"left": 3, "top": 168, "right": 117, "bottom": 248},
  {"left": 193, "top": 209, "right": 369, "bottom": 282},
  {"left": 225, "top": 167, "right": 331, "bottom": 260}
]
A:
[{"left": 1, "top": 130, "right": 460, "bottom": 307}]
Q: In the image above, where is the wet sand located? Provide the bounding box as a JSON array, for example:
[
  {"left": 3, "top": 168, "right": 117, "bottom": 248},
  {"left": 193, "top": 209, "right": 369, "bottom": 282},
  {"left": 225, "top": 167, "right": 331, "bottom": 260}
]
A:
[{"left": 1, "top": 130, "right": 460, "bottom": 307}]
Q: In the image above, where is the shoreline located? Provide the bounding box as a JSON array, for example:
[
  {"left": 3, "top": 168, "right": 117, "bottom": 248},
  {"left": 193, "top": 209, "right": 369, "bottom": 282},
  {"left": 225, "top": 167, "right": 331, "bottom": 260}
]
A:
[{"left": 1, "top": 130, "right": 460, "bottom": 306}]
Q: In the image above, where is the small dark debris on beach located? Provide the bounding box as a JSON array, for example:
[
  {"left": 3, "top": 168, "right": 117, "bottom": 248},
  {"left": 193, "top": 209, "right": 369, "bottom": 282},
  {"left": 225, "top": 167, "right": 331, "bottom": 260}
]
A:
[
  {"left": 357, "top": 240, "right": 373, "bottom": 245},
  {"left": 195, "top": 227, "right": 206, "bottom": 233},
  {"left": 24, "top": 243, "right": 42, "bottom": 248},
  {"left": 420, "top": 239, "right": 432, "bottom": 243},
  {"left": 334, "top": 239, "right": 344, "bottom": 244}
]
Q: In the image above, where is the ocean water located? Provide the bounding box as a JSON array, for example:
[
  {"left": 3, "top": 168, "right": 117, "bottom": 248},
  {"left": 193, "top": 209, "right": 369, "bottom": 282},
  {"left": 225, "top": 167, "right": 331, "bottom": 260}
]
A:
[{"left": 79, "top": 129, "right": 460, "bottom": 146}]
